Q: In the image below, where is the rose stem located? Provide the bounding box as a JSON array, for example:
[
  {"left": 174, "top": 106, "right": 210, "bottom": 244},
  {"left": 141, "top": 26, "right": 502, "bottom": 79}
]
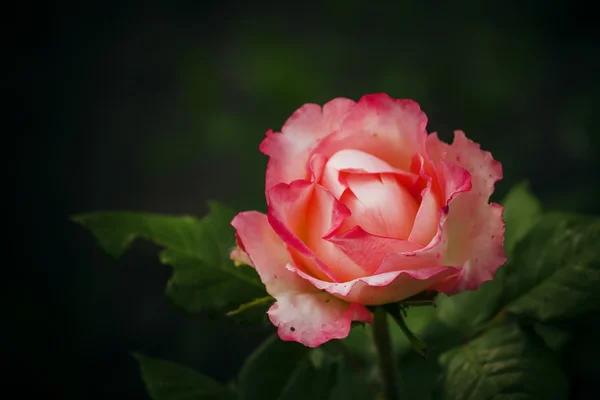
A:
[{"left": 372, "top": 307, "right": 398, "bottom": 400}]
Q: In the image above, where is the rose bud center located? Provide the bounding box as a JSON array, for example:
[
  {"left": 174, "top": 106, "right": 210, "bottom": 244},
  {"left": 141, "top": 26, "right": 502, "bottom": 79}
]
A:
[{"left": 321, "top": 149, "right": 419, "bottom": 239}]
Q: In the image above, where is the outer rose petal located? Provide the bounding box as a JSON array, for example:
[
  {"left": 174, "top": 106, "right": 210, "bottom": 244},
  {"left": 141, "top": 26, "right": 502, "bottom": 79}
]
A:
[
  {"left": 310, "top": 93, "right": 428, "bottom": 171},
  {"left": 269, "top": 291, "right": 373, "bottom": 348},
  {"left": 232, "top": 211, "right": 313, "bottom": 294},
  {"left": 231, "top": 211, "right": 372, "bottom": 347},
  {"left": 288, "top": 263, "right": 459, "bottom": 305},
  {"left": 426, "top": 131, "right": 506, "bottom": 292},
  {"left": 260, "top": 98, "right": 356, "bottom": 194}
]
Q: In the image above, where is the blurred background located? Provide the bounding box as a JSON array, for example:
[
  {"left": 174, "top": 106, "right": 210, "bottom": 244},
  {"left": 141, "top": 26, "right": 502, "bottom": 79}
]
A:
[{"left": 14, "top": 0, "right": 599, "bottom": 398}]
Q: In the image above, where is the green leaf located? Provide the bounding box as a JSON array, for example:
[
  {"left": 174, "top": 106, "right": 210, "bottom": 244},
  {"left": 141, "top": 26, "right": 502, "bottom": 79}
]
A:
[
  {"left": 159, "top": 248, "right": 266, "bottom": 314},
  {"left": 504, "top": 212, "right": 600, "bottom": 322},
  {"left": 434, "top": 205, "right": 600, "bottom": 343},
  {"left": 501, "top": 182, "right": 543, "bottom": 257},
  {"left": 72, "top": 201, "right": 230, "bottom": 261},
  {"left": 435, "top": 321, "right": 568, "bottom": 400},
  {"left": 418, "top": 266, "right": 510, "bottom": 360},
  {"left": 72, "top": 202, "right": 267, "bottom": 314},
  {"left": 238, "top": 334, "right": 311, "bottom": 400},
  {"left": 134, "top": 353, "right": 236, "bottom": 400},
  {"left": 434, "top": 266, "right": 506, "bottom": 339}
]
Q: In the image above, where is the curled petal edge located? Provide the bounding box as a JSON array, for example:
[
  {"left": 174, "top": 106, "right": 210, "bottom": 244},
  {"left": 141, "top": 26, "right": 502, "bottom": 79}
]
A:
[
  {"left": 268, "top": 290, "right": 373, "bottom": 348},
  {"left": 287, "top": 263, "right": 460, "bottom": 305}
]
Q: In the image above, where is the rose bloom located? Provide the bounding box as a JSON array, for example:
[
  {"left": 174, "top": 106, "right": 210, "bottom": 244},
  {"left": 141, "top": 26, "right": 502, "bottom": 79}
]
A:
[{"left": 231, "top": 93, "right": 506, "bottom": 347}]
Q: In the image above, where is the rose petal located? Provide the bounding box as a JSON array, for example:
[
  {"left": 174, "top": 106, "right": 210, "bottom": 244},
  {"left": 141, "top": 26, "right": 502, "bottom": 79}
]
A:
[
  {"left": 267, "top": 180, "right": 342, "bottom": 281},
  {"left": 428, "top": 131, "right": 500, "bottom": 201},
  {"left": 323, "top": 152, "right": 472, "bottom": 282},
  {"left": 268, "top": 290, "right": 373, "bottom": 348},
  {"left": 426, "top": 131, "right": 506, "bottom": 292},
  {"left": 408, "top": 184, "right": 440, "bottom": 246},
  {"left": 321, "top": 149, "right": 419, "bottom": 199},
  {"left": 288, "top": 263, "right": 459, "bottom": 305},
  {"left": 406, "top": 153, "right": 472, "bottom": 248},
  {"left": 305, "top": 184, "right": 368, "bottom": 281},
  {"left": 310, "top": 94, "right": 428, "bottom": 171},
  {"left": 327, "top": 226, "right": 422, "bottom": 274},
  {"left": 231, "top": 211, "right": 311, "bottom": 294},
  {"left": 260, "top": 98, "right": 356, "bottom": 194},
  {"left": 231, "top": 211, "right": 372, "bottom": 347},
  {"left": 375, "top": 151, "right": 473, "bottom": 273},
  {"left": 406, "top": 154, "right": 444, "bottom": 246},
  {"left": 342, "top": 173, "right": 419, "bottom": 239}
]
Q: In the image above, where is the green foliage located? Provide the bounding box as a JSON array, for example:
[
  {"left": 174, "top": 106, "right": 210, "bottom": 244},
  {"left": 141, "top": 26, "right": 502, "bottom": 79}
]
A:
[
  {"left": 435, "top": 321, "right": 568, "bottom": 400},
  {"left": 501, "top": 182, "right": 543, "bottom": 257},
  {"left": 504, "top": 212, "right": 600, "bottom": 322},
  {"left": 72, "top": 202, "right": 267, "bottom": 315},
  {"left": 76, "top": 182, "right": 600, "bottom": 400},
  {"left": 429, "top": 183, "right": 541, "bottom": 341},
  {"left": 433, "top": 273, "right": 504, "bottom": 340},
  {"left": 237, "top": 334, "right": 338, "bottom": 400},
  {"left": 415, "top": 183, "right": 600, "bottom": 399},
  {"left": 429, "top": 183, "right": 600, "bottom": 337},
  {"left": 134, "top": 354, "right": 236, "bottom": 400},
  {"left": 73, "top": 201, "right": 232, "bottom": 261}
]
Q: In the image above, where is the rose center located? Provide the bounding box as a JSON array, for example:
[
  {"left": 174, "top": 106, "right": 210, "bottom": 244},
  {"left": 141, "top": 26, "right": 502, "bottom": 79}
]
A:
[{"left": 321, "top": 149, "right": 419, "bottom": 239}]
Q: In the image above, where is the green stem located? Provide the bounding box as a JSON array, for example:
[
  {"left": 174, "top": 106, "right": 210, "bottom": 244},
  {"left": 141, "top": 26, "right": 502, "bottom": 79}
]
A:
[
  {"left": 372, "top": 308, "right": 398, "bottom": 400},
  {"left": 225, "top": 296, "right": 274, "bottom": 316},
  {"left": 384, "top": 304, "right": 427, "bottom": 358}
]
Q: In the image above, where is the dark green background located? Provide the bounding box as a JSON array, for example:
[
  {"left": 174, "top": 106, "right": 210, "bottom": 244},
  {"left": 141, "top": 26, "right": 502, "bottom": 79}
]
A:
[{"left": 16, "top": 0, "right": 599, "bottom": 398}]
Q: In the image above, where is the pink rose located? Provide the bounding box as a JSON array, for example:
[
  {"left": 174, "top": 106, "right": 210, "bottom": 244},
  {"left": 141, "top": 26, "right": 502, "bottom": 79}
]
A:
[{"left": 231, "top": 93, "right": 506, "bottom": 347}]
